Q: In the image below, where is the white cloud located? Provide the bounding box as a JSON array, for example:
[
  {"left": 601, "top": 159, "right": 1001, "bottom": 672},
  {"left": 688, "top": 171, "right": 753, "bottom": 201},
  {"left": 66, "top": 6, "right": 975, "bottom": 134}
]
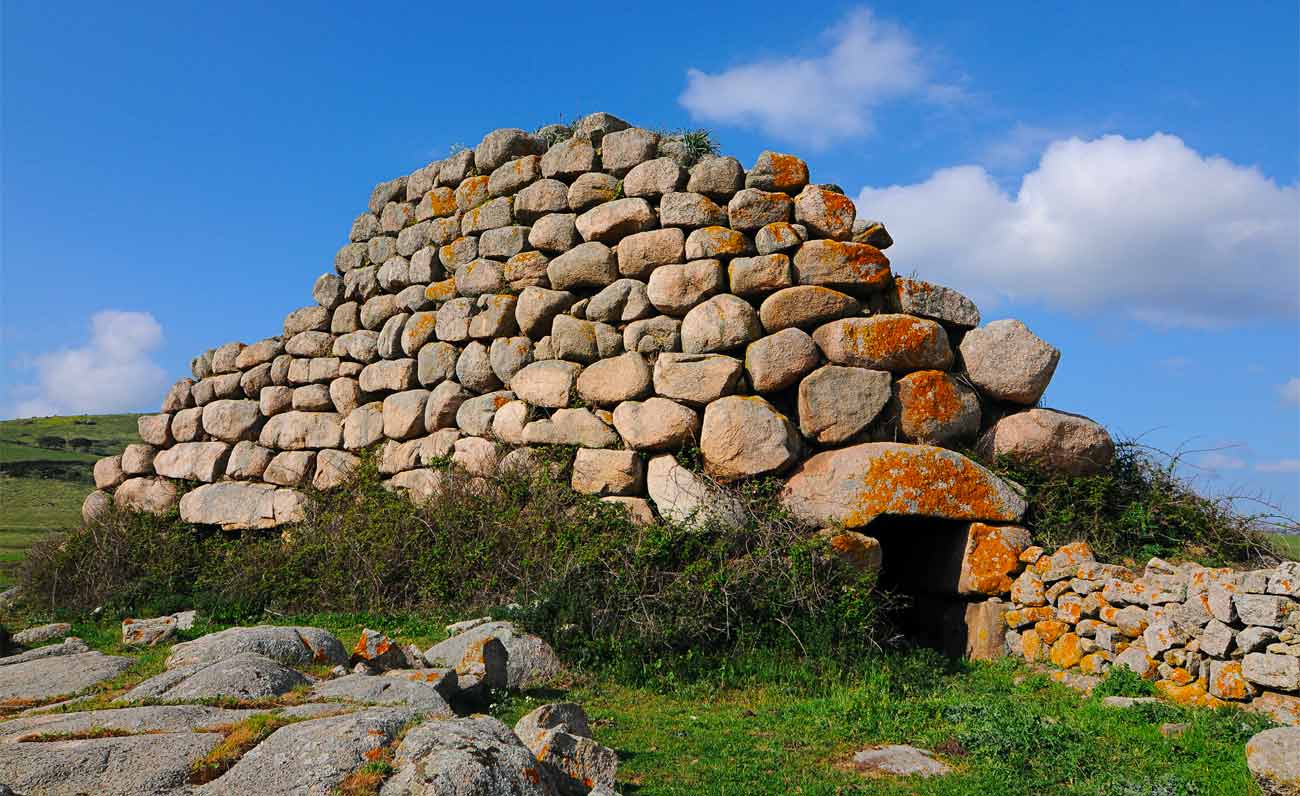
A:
[
  {"left": 1281, "top": 378, "right": 1300, "bottom": 406},
  {"left": 679, "top": 8, "right": 952, "bottom": 148},
  {"left": 1257, "top": 459, "right": 1300, "bottom": 474},
  {"left": 1196, "top": 452, "right": 1247, "bottom": 472},
  {"left": 8, "top": 310, "right": 167, "bottom": 418},
  {"left": 856, "top": 133, "right": 1299, "bottom": 327}
]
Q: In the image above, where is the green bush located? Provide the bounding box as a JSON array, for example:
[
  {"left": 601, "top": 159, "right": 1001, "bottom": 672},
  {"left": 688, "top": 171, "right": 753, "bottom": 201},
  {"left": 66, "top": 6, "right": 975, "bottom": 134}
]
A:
[
  {"left": 982, "top": 440, "right": 1292, "bottom": 566},
  {"left": 1092, "top": 665, "right": 1156, "bottom": 699},
  {"left": 19, "top": 450, "right": 892, "bottom": 666}
]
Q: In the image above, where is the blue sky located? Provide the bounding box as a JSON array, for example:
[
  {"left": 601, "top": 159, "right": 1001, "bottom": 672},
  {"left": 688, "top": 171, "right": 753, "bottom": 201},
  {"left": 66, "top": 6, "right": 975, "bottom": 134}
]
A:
[{"left": 3, "top": 2, "right": 1297, "bottom": 515}]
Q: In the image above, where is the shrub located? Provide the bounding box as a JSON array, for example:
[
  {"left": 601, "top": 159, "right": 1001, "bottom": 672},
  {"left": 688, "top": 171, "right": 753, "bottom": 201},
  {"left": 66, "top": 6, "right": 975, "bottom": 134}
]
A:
[
  {"left": 1092, "top": 665, "right": 1156, "bottom": 699},
  {"left": 19, "top": 450, "right": 893, "bottom": 666},
  {"left": 982, "top": 440, "right": 1292, "bottom": 566}
]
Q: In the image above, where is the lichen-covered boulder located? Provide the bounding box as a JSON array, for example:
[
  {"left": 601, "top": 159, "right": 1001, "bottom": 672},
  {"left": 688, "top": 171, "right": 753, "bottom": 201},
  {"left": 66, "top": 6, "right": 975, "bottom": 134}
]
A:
[
  {"left": 812, "top": 315, "right": 953, "bottom": 372},
  {"left": 422, "top": 621, "right": 561, "bottom": 689},
  {"left": 896, "top": 370, "right": 981, "bottom": 446},
  {"left": 780, "top": 443, "right": 1027, "bottom": 528}
]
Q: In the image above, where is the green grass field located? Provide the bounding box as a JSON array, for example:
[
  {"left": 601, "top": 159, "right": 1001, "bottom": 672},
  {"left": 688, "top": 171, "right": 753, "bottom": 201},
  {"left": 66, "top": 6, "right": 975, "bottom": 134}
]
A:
[
  {"left": 1268, "top": 532, "right": 1300, "bottom": 559},
  {"left": 0, "top": 413, "right": 140, "bottom": 586}
]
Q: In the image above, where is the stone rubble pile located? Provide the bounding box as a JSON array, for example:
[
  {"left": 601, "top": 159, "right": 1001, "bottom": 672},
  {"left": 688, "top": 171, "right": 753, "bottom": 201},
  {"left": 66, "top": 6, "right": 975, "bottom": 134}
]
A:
[
  {"left": 81, "top": 111, "right": 1114, "bottom": 535},
  {"left": 1003, "top": 546, "right": 1300, "bottom": 709},
  {"left": 0, "top": 619, "right": 615, "bottom": 795}
]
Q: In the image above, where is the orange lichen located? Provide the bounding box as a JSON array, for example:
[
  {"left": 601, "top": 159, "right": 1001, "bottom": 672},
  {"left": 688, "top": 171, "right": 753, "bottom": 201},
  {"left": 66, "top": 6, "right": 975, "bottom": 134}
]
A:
[
  {"left": 963, "top": 523, "right": 1026, "bottom": 595},
  {"left": 1049, "top": 633, "right": 1083, "bottom": 668},
  {"left": 1212, "top": 662, "right": 1254, "bottom": 700},
  {"left": 1056, "top": 600, "right": 1084, "bottom": 624},
  {"left": 1078, "top": 652, "right": 1110, "bottom": 676},
  {"left": 425, "top": 187, "right": 457, "bottom": 217},
  {"left": 1019, "top": 545, "right": 1045, "bottom": 564},
  {"left": 1035, "top": 620, "right": 1069, "bottom": 645},
  {"left": 1157, "top": 678, "right": 1226, "bottom": 708},
  {"left": 764, "top": 222, "right": 801, "bottom": 248},
  {"left": 698, "top": 226, "right": 748, "bottom": 255},
  {"left": 844, "top": 447, "right": 1016, "bottom": 526},
  {"left": 820, "top": 190, "right": 857, "bottom": 228},
  {"left": 455, "top": 175, "right": 490, "bottom": 211},
  {"left": 898, "top": 370, "right": 963, "bottom": 437},
  {"left": 838, "top": 316, "right": 939, "bottom": 369},
  {"left": 767, "top": 153, "right": 808, "bottom": 191},
  {"left": 811, "top": 240, "right": 891, "bottom": 285},
  {"left": 408, "top": 313, "right": 435, "bottom": 337},
  {"left": 425, "top": 279, "right": 457, "bottom": 303},
  {"left": 824, "top": 531, "right": 882, "bottom": 572},
  {"left": 1021, "top": 628, "right": 1046, "bottom": 661},
  {"left": 1004, "top": 606, "right": 1055, "bottom": 628}
]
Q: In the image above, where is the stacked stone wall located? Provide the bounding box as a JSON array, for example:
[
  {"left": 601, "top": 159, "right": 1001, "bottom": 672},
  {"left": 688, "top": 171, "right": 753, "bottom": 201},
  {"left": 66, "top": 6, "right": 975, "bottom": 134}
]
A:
[
  {"left": 84, "top": 111, "right": 1119, "bottom": 534},
  {"left": 1001, "top": 545, "right": 1300, "bottom": 709}
]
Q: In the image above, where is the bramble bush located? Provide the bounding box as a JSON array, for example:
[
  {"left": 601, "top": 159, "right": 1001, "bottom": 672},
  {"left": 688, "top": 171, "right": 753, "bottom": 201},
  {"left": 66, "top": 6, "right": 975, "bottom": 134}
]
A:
[{"left": 981, "top": 440, "right": 1293, "bottom": 566}]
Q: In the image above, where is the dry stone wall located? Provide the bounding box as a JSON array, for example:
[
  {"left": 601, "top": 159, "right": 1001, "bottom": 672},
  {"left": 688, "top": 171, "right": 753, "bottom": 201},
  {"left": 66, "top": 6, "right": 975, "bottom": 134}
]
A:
[
  {"left": 84, "top": 111, "right": 1117, "bottom": 540},
  {"left": 1001, "top": 545, "right": 1300, "bottom": 710}
]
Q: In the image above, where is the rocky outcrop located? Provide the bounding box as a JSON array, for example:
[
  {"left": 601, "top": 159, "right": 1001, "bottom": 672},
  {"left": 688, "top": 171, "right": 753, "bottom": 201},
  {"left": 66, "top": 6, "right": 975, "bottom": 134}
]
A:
[
  {"left": 0, "top": 621, "right": 618, "bottom": 795},
  {"left": 85, "top": 111, "right": 1111, "bottom": 533}
]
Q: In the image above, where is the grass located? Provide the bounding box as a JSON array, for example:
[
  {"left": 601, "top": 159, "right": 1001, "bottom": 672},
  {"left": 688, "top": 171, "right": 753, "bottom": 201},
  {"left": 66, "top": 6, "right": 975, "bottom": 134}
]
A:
[
  {"left": 490, "top": 656, "right": 1269, "bottom": 796},
  {"left": 1267, "top": 532, "right": 1300, "bottom": 559},
  {"left": 189, "top": 712, "right": 305, "bottom": 783},
  {"left": 0, "top": 413, "right": 140, "bottom": 587}
]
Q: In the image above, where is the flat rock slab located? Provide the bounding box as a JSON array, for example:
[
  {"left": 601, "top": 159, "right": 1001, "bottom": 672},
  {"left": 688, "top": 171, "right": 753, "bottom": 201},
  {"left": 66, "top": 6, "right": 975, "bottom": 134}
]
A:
[
  {"left": 853, "top": 744, "right": 951, "bottom": 778},
  {"left": 166, "top": 625, "right": 347, "bottom": 669},
  {"left": 196, "top": 707, "right": 412, "bottom": 796},
  {"left": 0, "top": 651, "right": 134, "bottom": 702},
  {"left": 122, "top": 652, "right": 309, "bottom": 703},
  {"left": 11, "top": 623, "right": 71, "bottom": 646},
  {"left": 0, "top": 638, "right": 90, "bottom": 667},
  {"left": 311, "top": 674, "right": 454, "bottom": 716},
  {"left": 0, "top": 731, "right": 223, "bottom": 795},
  {"left": 422, "top": 621, "right": 562, "bottom": 690},
  {"left": 382, "top": 715, "right": 551, "bottom": 796},
  {"left": 1101, "top": 696, "right": 1159, "bottom": 709},
  {"left": 0, "top": 704, "right": 257, "bottom": 741}
]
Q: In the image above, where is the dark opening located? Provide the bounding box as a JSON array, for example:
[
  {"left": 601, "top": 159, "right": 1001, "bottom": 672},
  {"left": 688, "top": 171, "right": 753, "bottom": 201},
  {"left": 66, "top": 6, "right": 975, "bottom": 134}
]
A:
[{"left": 861, "top": 515, "right": 986, "bottom": 657}]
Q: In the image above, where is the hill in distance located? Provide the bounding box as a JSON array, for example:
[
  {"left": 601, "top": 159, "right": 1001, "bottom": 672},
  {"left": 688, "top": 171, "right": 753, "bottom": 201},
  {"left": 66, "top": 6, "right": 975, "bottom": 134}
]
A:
[{"left": 0, "top": 413, "right": 141, "bottom": 586}]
